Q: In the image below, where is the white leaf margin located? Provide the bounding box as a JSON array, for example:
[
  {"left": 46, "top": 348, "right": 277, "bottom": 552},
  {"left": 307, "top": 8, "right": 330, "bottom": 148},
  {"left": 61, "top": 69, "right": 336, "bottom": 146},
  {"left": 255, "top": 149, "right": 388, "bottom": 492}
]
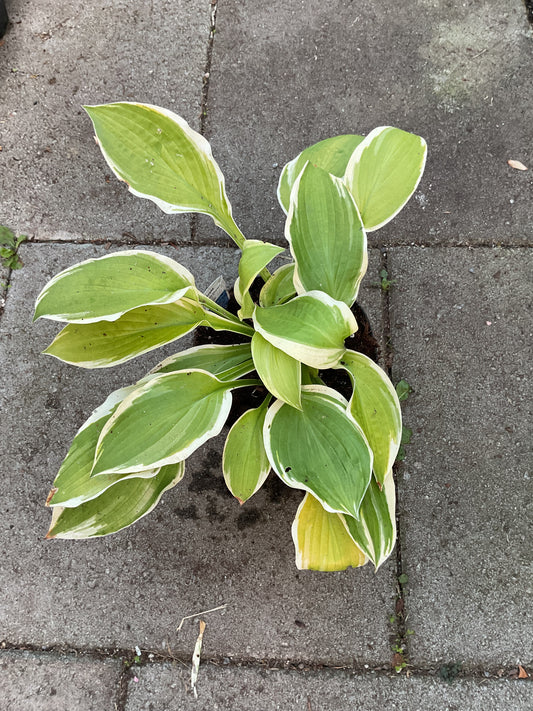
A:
[
  {"left": 263, "top": 384, "right": 373, "bottom": 516},
  {"left": 344, "top": 126, "right": 428, "bottom": 232},
  {"left": 34, "top": 249, "right": 196, "bottom": 324}
]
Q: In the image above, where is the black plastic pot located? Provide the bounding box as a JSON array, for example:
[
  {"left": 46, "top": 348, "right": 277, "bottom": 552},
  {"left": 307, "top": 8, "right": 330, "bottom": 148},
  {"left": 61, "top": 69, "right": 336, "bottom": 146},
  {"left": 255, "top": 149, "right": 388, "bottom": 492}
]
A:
[
  {"left": 194, "top": 280, "right": 380, "bottom": 426},
  {"left": 0, "top": 1, "right": 8, "bottom": 38}
]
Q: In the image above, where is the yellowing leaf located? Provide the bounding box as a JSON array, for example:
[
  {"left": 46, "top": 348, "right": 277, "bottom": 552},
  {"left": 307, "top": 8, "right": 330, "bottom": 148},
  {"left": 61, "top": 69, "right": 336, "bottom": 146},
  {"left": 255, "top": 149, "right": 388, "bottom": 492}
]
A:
[{"left": 292, "top": 493, "right": 367, "bottom": 571}]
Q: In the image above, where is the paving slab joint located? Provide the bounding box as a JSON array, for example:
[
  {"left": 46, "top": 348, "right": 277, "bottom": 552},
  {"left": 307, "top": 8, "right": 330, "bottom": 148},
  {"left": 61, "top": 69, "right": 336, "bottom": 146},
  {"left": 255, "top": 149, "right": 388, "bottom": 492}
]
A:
[
  {"left": 115, "top": 665, "right": 131, "bottom": 711},
  {"left": 1, "top": 643, "right": 531, "bottom": 682},
  {"left": 377, "top": 249, "right": 410, "bottom": 672},
  {"left": 191, "top": 0, "right": 218, "bottom": 244}
]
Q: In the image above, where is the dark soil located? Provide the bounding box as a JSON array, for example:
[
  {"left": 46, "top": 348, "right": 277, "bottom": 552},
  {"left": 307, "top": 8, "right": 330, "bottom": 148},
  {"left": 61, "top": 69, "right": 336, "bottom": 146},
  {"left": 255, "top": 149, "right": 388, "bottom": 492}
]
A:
[
  {"left": 525, "top": 0, "right": 533, "bottom": 25},
  {"left": 195, "top": 279, "right": 380, "bottom": 426}
]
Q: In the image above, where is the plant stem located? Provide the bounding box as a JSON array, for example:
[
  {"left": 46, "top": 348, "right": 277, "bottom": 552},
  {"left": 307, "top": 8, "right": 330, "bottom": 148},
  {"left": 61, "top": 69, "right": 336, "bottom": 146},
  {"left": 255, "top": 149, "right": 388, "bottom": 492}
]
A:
[
  {"left": 221, "top": 216, "right": 272, "bottom": 282},
  {"left": 227, "top": 378, "right": 263, "bottom": 389},
  {"left": 202, "top": 310, "right": 254, "bottom": 337},
  {"left": 199, "top": 293, "right": 241, "bottom": 323}
]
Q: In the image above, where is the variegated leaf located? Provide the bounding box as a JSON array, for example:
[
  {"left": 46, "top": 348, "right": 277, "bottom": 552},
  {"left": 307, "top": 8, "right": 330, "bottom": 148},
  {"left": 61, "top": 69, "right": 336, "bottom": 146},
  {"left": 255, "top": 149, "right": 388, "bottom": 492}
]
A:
[
  {"left": 222, "top": 399, "right": 271, "bottom": 504},
  {"left": 259, "top": 263, "right": 296, "bottom": 308},
  {"left": 278, "top": 134, "right": 364, "bottom": 214},
  {"left": 92, "top": 370, "right": 233, "bottom": 476},
  {"left": 338, "top": 350, "right": 402, "bottom": 485},
  {"left": 253, "top": 291, "right": 357, "bottom": 369},
  {"left": 344, "top": 126, "right": 427, "bottom": 231},
  {"left": 286, "top": 163, "right": 367, "bottom": 306},
  {"left": 34, "top": 250, "right": 196, "bottom": 324},
  {"left": 85, "top": 103, "right": 245, "bottom": 245},
  {"left": 47, "top": 385, "right": 159, "bottom": 508},
  {"left": 44, "top": 299, "right": 205, "bottom": 368},
  {"left": 263, "top": 386, "right": 373, "bottom": 519},
  {"left": 234, "top": 239, "right": 285, "bottom": 319},
  {"left": 151, "top": 343, "right": 254, "bottom": 381},
  {"left": 251, "top": 332, "right": 301, "bottom": 410},
  {"left": 343, "top": 473, "right": 396, "bottom": 569},
  {"left": 47, "top": 462, "right": 185, "bottom": 539}
]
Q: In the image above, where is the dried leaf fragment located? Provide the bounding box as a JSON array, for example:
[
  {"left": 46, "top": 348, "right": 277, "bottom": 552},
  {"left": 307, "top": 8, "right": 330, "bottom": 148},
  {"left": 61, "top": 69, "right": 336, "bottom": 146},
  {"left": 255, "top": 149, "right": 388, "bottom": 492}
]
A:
[
  {"left": 507, "top": 159, "right": 527, "bottom": 171},
  {"left": 191, "top": 619, "right": 206, "bottom": 699},
  {"left": 518, "top": 665, "right": 529, "bottom": 679}
]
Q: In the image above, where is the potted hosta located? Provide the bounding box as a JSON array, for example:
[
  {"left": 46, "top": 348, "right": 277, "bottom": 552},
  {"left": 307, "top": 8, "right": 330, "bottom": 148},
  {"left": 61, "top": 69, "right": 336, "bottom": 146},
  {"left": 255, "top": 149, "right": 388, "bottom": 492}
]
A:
[{"left": 35, "top": 103, "right": 426, "bottom": 571}]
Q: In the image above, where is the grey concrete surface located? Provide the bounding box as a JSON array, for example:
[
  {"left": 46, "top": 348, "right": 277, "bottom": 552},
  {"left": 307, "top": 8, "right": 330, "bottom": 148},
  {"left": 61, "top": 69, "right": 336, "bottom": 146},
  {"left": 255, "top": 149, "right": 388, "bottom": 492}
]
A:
[
  {"left": 389, "top": 247, "right": 533, "bottom": 665},
  {"left": 0, "top": 650, "right": 120, "bottom": 711},
  {"left": 125, "top": 663, "right": 533, "bottom": 710},
  {"left": 0, "top": 243, "right": 390, "bottom": 664},
  {"left": 1, "top": 0, "right": 532, "bottom": 706},
  {"left": 0, "top": 0, "right": 211, "bottom": 242},
  {"left": 199, "top": 0, "right": 532, "bottom": 247}
]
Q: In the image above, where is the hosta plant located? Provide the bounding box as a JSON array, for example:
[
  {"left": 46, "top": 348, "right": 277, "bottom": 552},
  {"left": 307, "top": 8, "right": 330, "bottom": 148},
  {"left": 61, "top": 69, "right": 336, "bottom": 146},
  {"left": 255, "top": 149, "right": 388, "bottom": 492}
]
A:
[{"left": 35, "top": 102, "right": 426, "bottom": 571}]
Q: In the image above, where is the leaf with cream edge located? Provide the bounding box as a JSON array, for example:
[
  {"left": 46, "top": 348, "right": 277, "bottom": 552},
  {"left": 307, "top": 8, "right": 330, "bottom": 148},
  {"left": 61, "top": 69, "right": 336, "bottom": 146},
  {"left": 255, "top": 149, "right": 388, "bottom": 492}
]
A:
[
  {"left": 34, "top": 250, "right": 196, "bottom": 324},
  {"left": 278, "top": 134, "right": 364, "bottom": 214},
  {"left": 222, "top": 398, "right": 271, "bottom": 504},
  {"left": 292, "top": 492, "right": 367, "bottom": 571},
  {"left": 263, "top": 386, "right": 373, "bottom": 519},
  {"left": 47, "top": 385, "right": 161, "bottom": 508},
  {"left": 338, "top": 350, "right": 402, "bottom": 485},
  {"left": 91, "top": 369, "right": 235, "bottom": 476},
  {"left": 343, "top": 474, "right": 396, "bottom": 570},
  {"left": 253, "top": 291, "right": 357, "bottom": 369},
  {"left": 251, "top": 332, "right": 301, "bottom": 410},
  {"left": 84, "top": 102, "right": 246, "bottom": 246},
  {"left": 286, "top": 163, "right": 367, "bottom": 306},
  {"left": 151, "top": 343, "right": 254, "bottom": 382},
  {"left": 259, "top": 263, "right": 296, "bottom": 308},
  {"left": 234, "top": 240, "right": 285, "bottom": 319},
  {"left": 43, "top": 299, "right": 206, "bottom": 368},
  {"left": 344, "top": 126, "right": 427, "bottom": 231},
  {"left": 47, "top": 462, "right": 185, "bottom": 539}
]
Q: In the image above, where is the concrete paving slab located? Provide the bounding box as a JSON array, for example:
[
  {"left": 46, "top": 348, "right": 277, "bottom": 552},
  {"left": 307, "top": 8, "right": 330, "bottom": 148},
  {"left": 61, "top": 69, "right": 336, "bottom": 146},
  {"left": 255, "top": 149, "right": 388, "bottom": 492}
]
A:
[
  {"left": 125, "top": 662, "right": 533, "bottom": 710},
  {"left": 0, "top": 242, "right": 391, "bottom": 665},
  {"left": 0, "top": 0, "right": 211, "bottom": 242},
  {"left": 200, "top": 0, "right": 532, "bottom": 247},
  {"left": 389, "top": 247, "right": 532, "bottom": 665},
  {"left": 1, "top": 650, "right": 120, "bottom": 711}
]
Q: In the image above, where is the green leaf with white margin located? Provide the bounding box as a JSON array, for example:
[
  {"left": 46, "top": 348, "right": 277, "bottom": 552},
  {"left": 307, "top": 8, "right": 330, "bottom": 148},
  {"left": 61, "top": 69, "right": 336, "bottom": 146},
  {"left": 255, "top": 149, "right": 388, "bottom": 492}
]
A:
[
  {"left": 46, "top": 462, "right": 185, "bottom": 539},
  {"left": 278, "top": 134, "right": 364, "bottom": 214},
  {"left": 84, "top": 102, "right": 244, "bottom": 245},
  {"left": 151, "top": 343, "right": 254, "bottom": 382},
  {"left": 286, "top": 163, "right": 367, "bottom": 306},
  {"left": 343, "top": 473, "right": 396, "bottom": 570},
  {"left": 234, "top": 240, "right": 285, "bottom": 319},
  {"left": 292, "top": 492, "right": 368, "bottom": 571},
  {"left": 222, "top": 398, "right": 271, "bottom": 504},
  {"left": 251, "top": 332, "right": 301, "bottom": 410},
  {"left": 34, "top": 250, "right": 196, "bottom": 324},
  {"left": 263, "top": 385, "right": 373, "bottom": 519},
  {"left": 259, "top": 263, "right": 296, "bottom": 308},
  {"left": 338, "top": 350, "right": 402, "bottom": 485},
  {"left": 344, "top": 126, "right": 427, "bottom": 231},
  {"left": 46, "top": 385, "right": 160, "bottom": 508},
  {"left": 92, "top": 369, "right": 234, "bottom": 476},
  {"left": 43, "top": 299, "right": 206, "bottom": 368},
  {"left": 253, "top": 291, "right": 357, "bottom": 369}
]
